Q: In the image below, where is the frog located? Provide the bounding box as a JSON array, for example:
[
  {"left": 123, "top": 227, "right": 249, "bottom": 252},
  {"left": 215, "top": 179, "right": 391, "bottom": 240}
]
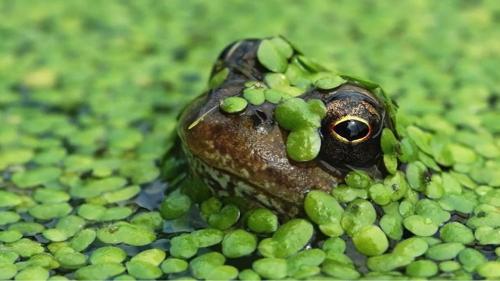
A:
[{"left": 174, "top": 37, "right": 396, "bottom": 216}]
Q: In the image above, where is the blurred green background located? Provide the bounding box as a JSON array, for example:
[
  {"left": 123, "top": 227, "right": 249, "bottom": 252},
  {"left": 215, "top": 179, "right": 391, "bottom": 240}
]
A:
[
  {"left": 0, "top": 0, "right": 499, "bottom": 279},
  {"left": 1, "top": 0, "right": 499, "bottom": 124}
]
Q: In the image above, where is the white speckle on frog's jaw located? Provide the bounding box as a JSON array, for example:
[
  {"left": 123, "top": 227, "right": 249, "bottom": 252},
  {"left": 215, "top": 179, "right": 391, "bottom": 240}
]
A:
[
  {"left": 239, "top": 168, "right": 250, "bottom": 178},
  {"left": 205, "top": 140, "right": 215, "bottom": 150},
  {"left": 187, "top": 152, "right": 299, "bottom": 215}
]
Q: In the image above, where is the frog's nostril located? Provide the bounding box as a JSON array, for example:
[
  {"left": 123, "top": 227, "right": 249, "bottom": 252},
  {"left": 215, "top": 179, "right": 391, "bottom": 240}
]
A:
[{"left": 331, "top": 116, "right": 371, "bottom": 143}]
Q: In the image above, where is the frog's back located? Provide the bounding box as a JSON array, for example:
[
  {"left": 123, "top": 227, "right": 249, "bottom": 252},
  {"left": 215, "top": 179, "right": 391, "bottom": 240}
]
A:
[{"left": 177, "top": 39, "right": 341, "bottom": 215}]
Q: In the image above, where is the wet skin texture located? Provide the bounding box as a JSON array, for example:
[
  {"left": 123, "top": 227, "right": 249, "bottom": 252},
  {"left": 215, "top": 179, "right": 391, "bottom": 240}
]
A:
[{"left": 177, "top": 39, "right": 392, "bottom": 216}]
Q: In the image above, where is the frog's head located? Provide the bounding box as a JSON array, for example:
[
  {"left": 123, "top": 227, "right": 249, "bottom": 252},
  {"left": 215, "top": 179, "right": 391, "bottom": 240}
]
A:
[{"left": 319, "top": 83, "right": 390, "bottom": 168}]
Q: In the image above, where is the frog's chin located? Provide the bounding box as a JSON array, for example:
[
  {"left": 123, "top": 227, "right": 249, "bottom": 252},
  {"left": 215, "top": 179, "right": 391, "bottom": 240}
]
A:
[{"left": 185, "top": 151, "right": 302, "bottom": 218}]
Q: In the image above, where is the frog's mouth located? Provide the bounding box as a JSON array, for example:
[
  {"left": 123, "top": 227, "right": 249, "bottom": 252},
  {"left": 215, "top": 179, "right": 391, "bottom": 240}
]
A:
[{"left": 185, "top": 150, "right": 302, "bottom": 217}]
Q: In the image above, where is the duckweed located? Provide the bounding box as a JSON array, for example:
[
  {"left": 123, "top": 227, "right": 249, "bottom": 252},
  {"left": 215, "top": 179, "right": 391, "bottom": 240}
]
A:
[
  {"left": 257, "top": 38, "right": 291, "bottom": 73},
  {"left": 304, "top": 191, "right": 344, "bottom": 237},
  {"left": 90, "top": 246, "right": 127, "bottom": 265},
  {"left": 425, "top": 242, "right": 465, "bottom": 261},
  {"left": 70, "top": 229, "right": 96, "bottom": 252},
  {"left": 99, "top": 223, "right": 156, "bottom": 246},
  {"left": 341, "top": 199, "right": 376, "bottom": 236},
  {"left": 352, "top": 225, "right": 388, "bottom": 256},
  {"left": 322, "top": 237, "right": 346, "bottom": 253},
  {"left": 74, "top": 263, "right": 125, "bottom": 280},
  {"left": 0, "top": 212, "right": 21, "bottom": 225},
  {"left": 1, "top": 2, "right": 498, "bottom": 280},
  {"left": 286, "top": 128, "right": 321, "bottom": 162},
  {"left": 191, "top": 228, "right": 224, "bottom": 248},
  {"left": 369, "top": 183, "right": 393, "bottom": 205},
  {"left": 209, "top": 68, "right": 229, "bottom": 89},
  {"left": 0, "top": 230, "right": 23, "bottom": 243},
  {"left": 207, "top": 204, "right": 240, "bottom": 230},
  {"left": 314, "top": 75, "right": 345, "bottom": 90},
  {"left": 252, "top": 258, "right": 287, "bottom": 280},
  {"left": 264, "top": 89, "right": 285, "bottom": 104},
  {"left": 440, "top": 260, "right": 461, "bottom": 272},
  {"left": 322, "top": 260, "right": 361, "bottom": 279},
  {"left": 0, "top": 263, "right": 18, "bottom": 280},
  {"left": 220, "top": 97, "right": 248, "bottom": 113},
  {"left": 204, "top": 265, "right": 239, "bottom": 280},
  {"left": 439, "top": 222, "right": 474, "bottom": 244},
  {"left": 161, "top": 258, "right": 188, "bottom": 274},
  {"left": 458, "top": 248, "right": 487, "bottom": 272},
  {"left": 274, "top": 97, "right": 325, "bottom": 161},
  {"left": 125, "top": 260, "right": 163, "bottom": 280},
  {"left": 55, "top": 249, "right": 87, "bottom": 269},
  {"left": 15, "top": 266, "right": 49, "bottom": 281},
  {"left": 287, "top": 248, "right": 325, "bottom": 278},
  {"left": 258, "top": 219, "right": 313, "bottom": 258},
  {"left": 403, "top": 215, "right": 439, "bottom": 236},
  {"left": 131, "top": 249, "right": 165, "bottom": 266},
  {"left": 367, "top": 253, "right": 413, "bottom": 272},
  {"left": 246, "top": 208, "right": 278, "bottom": 233},
  {"left": 222, "top": 229, "right": 257, "bottom": 258},
  {"left": 275, "top": 98, "right": 321, "bottom": 130},
  {"left": 6, "top": 238, "right": 45, "bottom": 258},
  {"left": 42, "top": 229, "right": 67, "bottom": 242},
  {"left": 242, "top": 88, "right": 266, "bottom": 106},
  {"left": 406, "top": 260, "right": 438, "bottom": 278},
  {"left": 190, "top": 252, "right": 225, "bottom": 279},
  {"left": 28, "top": 203, "right": 72, "bottom": 221},
  {"left": 160, "top": 192, "right": 191, "bottom": 220},
  {"left": 477, "top": 261, "right": 500, "bottom": 279},
  {"left": 330, "top": 185, "right": 368, "bottom": 203},
  {"left": 393, "top": 237, "right": 428, "bottom": 258},
  {"left": 345, "top": 170, "right": 373, "bottom": 189},
  {"left": 170, "top": 234, "right": 198, "bottom": 259}
]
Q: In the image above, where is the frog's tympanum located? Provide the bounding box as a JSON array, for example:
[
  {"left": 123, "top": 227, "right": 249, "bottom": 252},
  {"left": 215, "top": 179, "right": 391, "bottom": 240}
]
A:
[{"left": 177, "top": 37, "right": 397, "bottom": 216}]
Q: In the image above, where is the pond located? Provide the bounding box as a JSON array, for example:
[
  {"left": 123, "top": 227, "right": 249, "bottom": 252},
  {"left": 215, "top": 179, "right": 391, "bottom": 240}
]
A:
[{"left": 0, "top": 0, "right": 499, "bottom": 280}]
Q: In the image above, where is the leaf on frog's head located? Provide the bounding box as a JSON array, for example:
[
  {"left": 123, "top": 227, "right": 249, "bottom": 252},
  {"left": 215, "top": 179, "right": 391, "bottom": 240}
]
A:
[
  {"left": 208, "top": 68, "right": 230, "bottom": 90},
  {"left": 257, "top": 39, "right": 289, "bottom": 73}
]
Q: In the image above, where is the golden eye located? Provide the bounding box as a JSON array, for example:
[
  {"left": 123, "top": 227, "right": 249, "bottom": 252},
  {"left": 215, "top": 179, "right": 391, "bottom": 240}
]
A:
[{"left": 330, "top": 115, "right": 371, "bottom": 144}]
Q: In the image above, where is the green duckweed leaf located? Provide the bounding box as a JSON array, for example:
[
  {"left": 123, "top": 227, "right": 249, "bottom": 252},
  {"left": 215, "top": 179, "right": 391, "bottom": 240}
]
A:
[
  {"left": 12, "top": 167, "right": 62, "bottom": 189},
  {"left": 257, "top": 40, "right": 288, "bottom": 73},
  {"left": 246, "top": 208, "right": 278, "bottom": 233},
  {"left": 252, "top": 258, "right": 287, "bottom": 280},
  {"left": 220, "top": 97, "right": 248, "bottom": 113},
  {"left": 90, "top": 246, "right": 127, "bottom": 265},
  {"left": 242, "top": 88, "right": 266, "bottom": 106},
  {"left": 286, "top": 128, "right": 321, "bottom": 162},
  {"left": 74, "top": 263, "right": 126, "bottom": 280},
  {"left": 425, "top": 242, "right": 465, "bottom": 261},
  {"left": 209, "top": 68, "right": 229, "bottom": 89},
  {"left": 352, "top": 225, "right": 389, "bottom": 256},
  {"left": 405, "top": 260, "right": 438, "bottom": 278},
  {"left": 258, "top": 219, "right": 313, "bottom": 258},
  {"left": 125, "top": 261, "right": 163, "bottom": 280},
  {"left": 190, "top": 252, "right": 225, "bottom": 279},
  {"left": 222, "top": 229, "right": 257, "bottom": 258},
  {"left": 341, "top": 199, "right": 376, "bottom": 236},
  {"left": 403, "top": 215, "right": 438, "bottom": 236},
  {"left": 160, "top": 258, "right": 188, "bottom": 274}
]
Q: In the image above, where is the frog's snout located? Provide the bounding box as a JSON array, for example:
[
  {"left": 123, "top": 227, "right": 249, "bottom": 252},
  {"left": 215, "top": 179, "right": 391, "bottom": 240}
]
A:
[{"left": 319, "top": 84, "right": 387, "bottom": 168}]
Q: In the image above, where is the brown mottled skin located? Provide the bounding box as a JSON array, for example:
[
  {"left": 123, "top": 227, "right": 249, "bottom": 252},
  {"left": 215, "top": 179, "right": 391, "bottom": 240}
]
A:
[{"left": 177, "top": 39, "right": 390, "bottom": 214}]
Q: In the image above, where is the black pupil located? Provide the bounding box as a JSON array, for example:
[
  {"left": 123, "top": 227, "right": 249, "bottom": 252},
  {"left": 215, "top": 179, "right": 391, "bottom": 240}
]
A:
[{"left": 333, "top": 119, "right": 370, "bottom": 141}]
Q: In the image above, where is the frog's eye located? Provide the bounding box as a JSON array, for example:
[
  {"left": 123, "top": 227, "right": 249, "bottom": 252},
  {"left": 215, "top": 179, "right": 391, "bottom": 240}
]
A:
[
  {"left": 318, "top": 83, "right": 388, "bottom": 168},
  {"left": 330, "top": 116, "right": 371, "bottom": 144}
]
